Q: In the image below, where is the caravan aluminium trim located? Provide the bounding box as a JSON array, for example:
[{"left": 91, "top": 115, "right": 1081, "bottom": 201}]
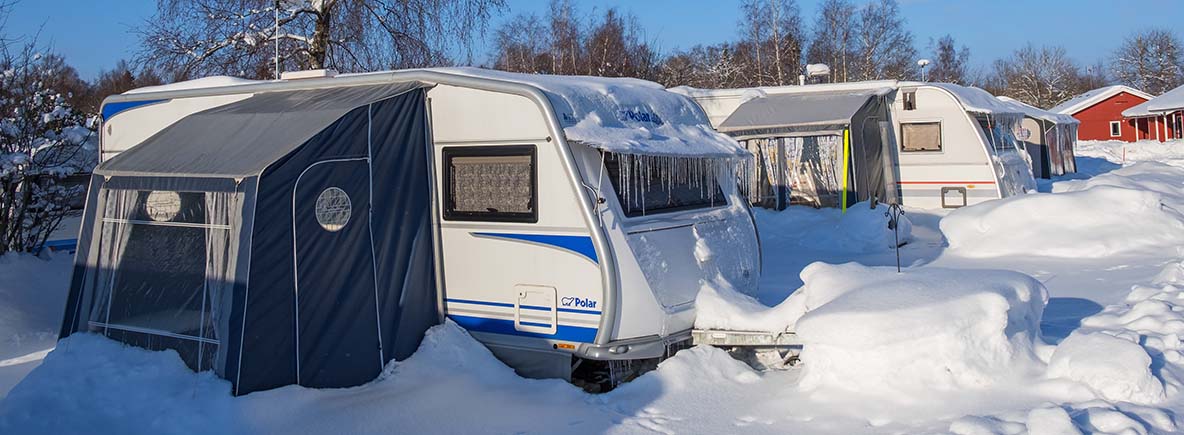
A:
[{"left": 66, "top": 68, "right": 758, "bottom": 393}]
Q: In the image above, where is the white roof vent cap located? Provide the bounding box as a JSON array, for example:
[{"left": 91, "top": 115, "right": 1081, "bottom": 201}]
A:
[{"left": 281, "top": 69, "right": 338, "bottom": 80}]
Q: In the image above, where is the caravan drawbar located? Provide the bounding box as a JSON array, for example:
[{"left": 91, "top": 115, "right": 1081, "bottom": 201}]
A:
[{"left": 60, "top": 68, "right": 759, "bottom": 395}]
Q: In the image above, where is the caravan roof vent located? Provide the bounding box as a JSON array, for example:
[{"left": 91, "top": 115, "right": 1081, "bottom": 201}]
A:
[{"left": 281, "top": 69, "right": 338, "bottom": 80}]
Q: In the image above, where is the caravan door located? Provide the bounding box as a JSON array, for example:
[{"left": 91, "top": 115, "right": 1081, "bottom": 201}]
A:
[{"left": 292, "top": 158, "right": 382, "bottom": 388}]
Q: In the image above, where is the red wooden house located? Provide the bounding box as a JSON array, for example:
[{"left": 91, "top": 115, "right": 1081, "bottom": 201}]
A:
[
  {"left": 1123, "top": 84, "right": 1184, "bottom": 142},
  {"left": 1051, "top": 85, "right": 1153, "bottom": 142}
]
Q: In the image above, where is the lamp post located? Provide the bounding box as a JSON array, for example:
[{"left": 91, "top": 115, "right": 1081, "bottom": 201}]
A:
[{"left": 917, "top": 58, "right": 931, "bottom": 82}]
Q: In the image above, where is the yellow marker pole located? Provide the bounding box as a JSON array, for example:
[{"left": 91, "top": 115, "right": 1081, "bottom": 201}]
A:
[{"left": 841, "top": 128, "right": 851, "bottom": 213}]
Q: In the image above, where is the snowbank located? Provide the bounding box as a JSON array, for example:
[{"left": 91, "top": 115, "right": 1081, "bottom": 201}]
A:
[
  {"left": 698, "top": 261, "right": 1051, "bottom": 396},
  {"left": 942, "top": 176, "right": 1184, "bottom": 258},
  {"left": 1075, "top": 139, "right": 1184, "bottom": 168},
  {"left": 1, "top": 321, "right": 601, "bottom": 435},
  {"left": 1046, "top": 332, "right": 1165, "bottom": 404},
  {"left": 792, "top": 264, "right": 1049, "bottom": 394},
  {"left": 1054, "top": 161, "right": 1184, "bottom": 209}
]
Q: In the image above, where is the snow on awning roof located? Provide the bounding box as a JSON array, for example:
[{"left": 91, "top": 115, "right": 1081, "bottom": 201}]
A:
[
  {"left": 716, "top": 88, "right": 890, "bottom": 137},
  {"left": 997, "top": 96, "right": 1079, "bottom": 124},
  {"left": 435, "top": 68, "right": 748, "bottom": 159},
  {"left": 1147, "top": 84, "right": 1184, "bottom": 113},
  {"left": 926, "top": 83, "right": 1022, "bottom": 117}
]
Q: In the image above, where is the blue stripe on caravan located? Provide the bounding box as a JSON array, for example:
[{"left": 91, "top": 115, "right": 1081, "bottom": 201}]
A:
[
  {"left": 557, "top": 307, "right": 601, "bottom": 315},
  {"left": 519, "top": 321, "right": 553, "bottom": 328},
  {"left": 446, "top": 298, "right": 602, "bottom": 315},
  {"left": 470, "top": 232, "right": 598, "bottom": 264},
  {"left": 448, "top": 315, "right": 598, "bottom": 343},
  {"left": 101, "top": 99, "right": 168, "bottom": 120}
]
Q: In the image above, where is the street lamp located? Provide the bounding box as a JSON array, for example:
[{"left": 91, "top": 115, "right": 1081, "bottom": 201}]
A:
[{"left": 917, "top": 58, "right": 931, "bottom": 82}]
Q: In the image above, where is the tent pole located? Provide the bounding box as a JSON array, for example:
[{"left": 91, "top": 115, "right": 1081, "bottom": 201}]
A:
[{"left": 841, "top": 129, "right": 850, "bottom": 213}]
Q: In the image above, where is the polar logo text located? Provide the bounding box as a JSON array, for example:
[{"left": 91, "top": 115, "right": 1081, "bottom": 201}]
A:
[{"left": 560, "top": 297, "right": 598, "bottom": 309}]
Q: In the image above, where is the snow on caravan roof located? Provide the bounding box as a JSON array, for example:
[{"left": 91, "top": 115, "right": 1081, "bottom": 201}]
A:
[
  {"left": 924, "top": 82, "right": 1021, "bottom": 116},
  {"left": 997, "top": 96, "right": 1079, "bottom": 124},
  {"left": 430, "top": 68, "right": 745, "bottom": 159},
  {"left": 112, "top": 68, "right": 745, "bottom": 159},
  {"left": 1146, "top": 84, "right": 1184, "bottom": 113},
  {"left": 1050, "top": 85, "right": 1153, "bottom": 115},
  {"left": 123, "top": 76, "right": 262, "bottom": 94}
]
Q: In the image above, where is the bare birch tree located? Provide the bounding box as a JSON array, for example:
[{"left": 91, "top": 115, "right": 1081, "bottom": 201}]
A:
[
  {"left": 806, "top": 0, "right": 856, "bottom": 82},
  {"left": 927, "top": 35, "right": 970, "bottom": 84},
  {"left": 1112, "top": 29, "right": 1184, "bottom": 95},
  {"left": 138, "top": 0, "right": 506, "bottom": 80},
  {"left": 992, "top": 44, "right": 1080, "bottom": 108}
]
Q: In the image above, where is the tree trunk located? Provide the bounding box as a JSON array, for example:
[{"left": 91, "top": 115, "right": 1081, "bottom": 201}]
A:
[{"left": 308, "top": 3, "right": 335, "bottom": 70}]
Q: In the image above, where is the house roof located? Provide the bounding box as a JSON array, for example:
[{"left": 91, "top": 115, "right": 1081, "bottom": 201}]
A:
[
  {"left": 1146, "top": 84, "right": 1184, "bottom": 113},
  {"left": 1050, "top": 85, "right": 1153, "bottom": 115}
]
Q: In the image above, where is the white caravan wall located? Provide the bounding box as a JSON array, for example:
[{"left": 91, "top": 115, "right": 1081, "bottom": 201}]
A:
[
  {"left": 891, "top": 86, "right": 1002, "bottom": 209},
  {"left": 429, "top": 85, "right": 606, "bottom": 350}
]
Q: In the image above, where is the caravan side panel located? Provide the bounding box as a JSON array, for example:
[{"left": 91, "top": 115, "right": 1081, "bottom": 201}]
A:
[
  {"left": 892, "top": 87, "right": 1001, "bottom": 209},
  {"left": 429, "top": 85, "right": 605, "bottom": 361}
]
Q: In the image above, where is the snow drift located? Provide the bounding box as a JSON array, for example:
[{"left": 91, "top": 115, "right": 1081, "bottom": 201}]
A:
[
  {"left": 942, "top": 163, "right": 1184, "bottom": 258},
  {"left": 1046, "top": 332, "right": 1165, "bottom": 404},
  {"left": 792, "top": 264, "right": 1049, "bottom": 394},
  {"left": 697, "top": 262, "right": 1050, "bottom": 395}
]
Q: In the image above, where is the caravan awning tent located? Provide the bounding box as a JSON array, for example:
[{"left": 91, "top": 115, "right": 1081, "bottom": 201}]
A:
[
  {"left": 61, "top": 82, "right": 438, "bottom": 395},
  {"left": 998, "top": 96, "right": 1080, "bottom": 178},
  {"left": 711, "top": 88, "right": 898, "bottom": 209},
  {"left": 717, "top": 88, "right": 893, "bottom": 139}
]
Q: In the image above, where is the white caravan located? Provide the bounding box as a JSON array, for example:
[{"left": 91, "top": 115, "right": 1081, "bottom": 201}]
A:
[
  {"left": 95, "top": 68, "right": 759, "bottom": 388},
  {"left": 676, "top": 81, "right": 1036, "bottom": 209}
]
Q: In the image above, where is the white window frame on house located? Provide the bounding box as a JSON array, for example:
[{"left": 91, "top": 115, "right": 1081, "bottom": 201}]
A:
[{"left": 1109, "top": 120, "right": 1122, "bottom": 137}]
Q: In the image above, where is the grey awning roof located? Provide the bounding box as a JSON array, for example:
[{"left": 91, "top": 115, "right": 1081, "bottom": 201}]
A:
[
  {"left": 717, "top": 88, "right": 888, "bottom": 137},
  {"left": 96, "top": 82, "right": 426, "bottom": 178}
]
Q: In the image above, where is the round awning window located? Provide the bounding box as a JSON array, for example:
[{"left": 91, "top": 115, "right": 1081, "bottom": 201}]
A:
[
  {"left": 145, "top": 191, "right": 182, "bottom": 222},
  {"left": 315, "top": 187, "right": 352, "bottom": 231}
]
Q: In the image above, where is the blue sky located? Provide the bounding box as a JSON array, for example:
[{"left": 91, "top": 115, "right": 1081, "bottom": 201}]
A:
[{"left": 6, "top": 0, "right": 1184, "bottom": 80}]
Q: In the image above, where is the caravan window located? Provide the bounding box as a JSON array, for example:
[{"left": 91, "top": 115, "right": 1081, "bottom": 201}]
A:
[
  {"left": 978, "top": 119, "right": 1017, "bottom": 152},
  {"left": 604, "top": 153, "right": 726, "bottom": 217},
  {"left": 901, "top": 122, "right": 942, "bottom": 152},
  {"left": 443, "top": 145, "right": 537, "bottom": 223}
]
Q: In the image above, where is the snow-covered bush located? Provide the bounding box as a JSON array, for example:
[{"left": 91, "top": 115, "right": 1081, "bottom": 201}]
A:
[{"left": 0, "top": 42, "right": 97, "bottom": 253}]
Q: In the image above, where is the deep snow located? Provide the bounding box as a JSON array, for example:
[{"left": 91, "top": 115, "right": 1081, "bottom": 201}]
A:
[{"left": 3, "top": 139, "right": 1184, "bottom": 434}]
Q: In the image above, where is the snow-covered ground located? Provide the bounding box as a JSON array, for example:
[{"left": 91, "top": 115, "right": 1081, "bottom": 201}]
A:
[{"left": 3, "top": 139, "right": 1184, "bottom": 434}]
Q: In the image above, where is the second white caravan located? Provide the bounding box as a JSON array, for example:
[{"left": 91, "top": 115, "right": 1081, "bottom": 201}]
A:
[{"left": 677, "top": 81, "right": 1037, "bottom": 209}]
